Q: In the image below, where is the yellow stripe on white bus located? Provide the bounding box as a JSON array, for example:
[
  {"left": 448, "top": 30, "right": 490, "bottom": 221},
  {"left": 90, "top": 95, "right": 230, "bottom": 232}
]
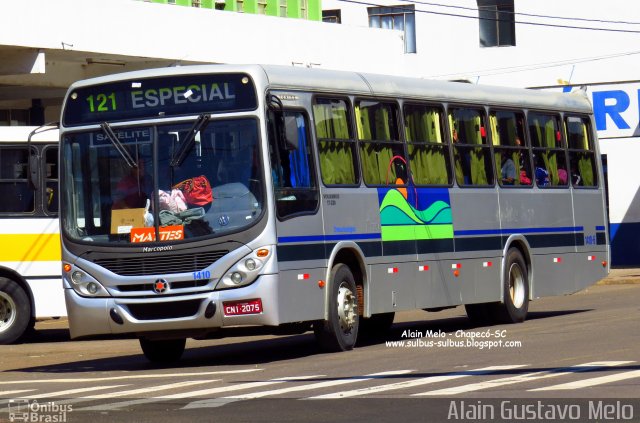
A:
[{"left": 0, "top": 234, "right": 61, "bottom": 262}]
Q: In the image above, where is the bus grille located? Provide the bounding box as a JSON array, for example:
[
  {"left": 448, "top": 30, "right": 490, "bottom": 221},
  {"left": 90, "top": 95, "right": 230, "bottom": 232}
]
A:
[
  {"left": 125, "top": 299, "right": 202, "bottom": 320},
  {"left": 94, "top": 251, "right": 228, "bottom": 276},
  {"left": 117, "top": 279, "right": 210, "bottom": 292}
]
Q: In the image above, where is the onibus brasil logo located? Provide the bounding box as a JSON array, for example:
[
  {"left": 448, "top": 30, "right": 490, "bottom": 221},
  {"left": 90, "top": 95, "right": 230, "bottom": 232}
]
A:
[{"left": 7, "top": 399, "right": 72, "bottom": 422}]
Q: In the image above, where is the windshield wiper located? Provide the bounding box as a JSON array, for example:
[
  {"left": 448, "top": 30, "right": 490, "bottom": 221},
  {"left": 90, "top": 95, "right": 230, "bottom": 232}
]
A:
[
  {"left": 100, "top": 122, "right": 137, "bottom": 168},
  {"left": 170, "top": 114, "right": 211, "bottom": 167}
]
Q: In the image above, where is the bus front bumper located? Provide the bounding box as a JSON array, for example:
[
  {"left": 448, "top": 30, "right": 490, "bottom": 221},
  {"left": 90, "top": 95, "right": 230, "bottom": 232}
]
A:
[{"left": 64, "top": 274, "right": 281, "bottom": 339}]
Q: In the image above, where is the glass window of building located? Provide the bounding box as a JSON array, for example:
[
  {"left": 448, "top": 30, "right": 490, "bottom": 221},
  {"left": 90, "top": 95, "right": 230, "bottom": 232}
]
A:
[
  {"left": 477, "top": 0, "right": 515, "bottom": 47},
  {"left": 368, "top": 5, "right": 416, "bottom": 53},
  {"left": 322, "top": 9, "right": 341, "bottom": 23}
]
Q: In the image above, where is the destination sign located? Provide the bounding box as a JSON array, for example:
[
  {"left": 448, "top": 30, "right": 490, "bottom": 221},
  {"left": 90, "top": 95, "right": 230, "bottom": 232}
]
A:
[{"left": 63, "top": 73, "right": 257, "bottom": 126}]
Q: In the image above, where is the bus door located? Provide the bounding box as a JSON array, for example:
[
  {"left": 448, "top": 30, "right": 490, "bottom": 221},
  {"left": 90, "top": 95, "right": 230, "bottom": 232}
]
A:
[
  {"left": 267, "top": 105, "right": 325, "bottom": 323},
  {"left": 527, "top": 113, "right": 575, "bottom": 297},
  {"left": 566, "top": 116, "right": 608, "bottom": 290},
  {"left": 447, "top": 107, "right": 501, "bottom": 305}
]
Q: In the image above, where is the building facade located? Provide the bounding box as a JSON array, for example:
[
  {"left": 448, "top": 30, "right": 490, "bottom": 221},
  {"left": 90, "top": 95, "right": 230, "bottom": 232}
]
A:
[
  {"left": 321, "top": 0, "right": 640, "bottom": 265},
  {"left": 1, "top": 0, "right": 639, "bottom": 264}
]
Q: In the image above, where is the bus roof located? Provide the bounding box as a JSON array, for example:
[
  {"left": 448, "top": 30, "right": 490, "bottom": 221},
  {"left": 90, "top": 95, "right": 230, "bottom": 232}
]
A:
[
  {"left": 260, "top": 65, "right": 593, "bottom": 113},
  {"left": 64, "top": 64, "right": 593, "bottom": 115}
]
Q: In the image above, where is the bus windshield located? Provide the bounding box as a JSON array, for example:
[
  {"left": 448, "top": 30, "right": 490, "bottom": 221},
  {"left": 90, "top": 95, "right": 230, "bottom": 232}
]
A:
[{"left": 61, "top": 117, "right": 263, "bottom": 244}]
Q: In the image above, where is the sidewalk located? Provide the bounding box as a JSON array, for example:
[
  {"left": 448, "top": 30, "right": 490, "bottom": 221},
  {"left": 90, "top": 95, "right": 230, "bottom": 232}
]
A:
[{"left": 598, "top": 268, "right": 640, "bottom": 285}]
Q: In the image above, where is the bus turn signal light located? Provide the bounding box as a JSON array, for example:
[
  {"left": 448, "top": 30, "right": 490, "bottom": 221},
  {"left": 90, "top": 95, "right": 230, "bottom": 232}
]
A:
[{"left": 63, "top": 263, "right": 72, "bottom": 273}]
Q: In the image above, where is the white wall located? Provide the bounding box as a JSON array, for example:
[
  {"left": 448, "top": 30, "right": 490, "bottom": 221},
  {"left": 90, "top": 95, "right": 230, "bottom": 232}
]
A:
[
  {"left": 324, "top": 0, "right": 640, "bottom": 87},
  {"left": 0, "top": 0, "right": 405, "bottom": 80}
]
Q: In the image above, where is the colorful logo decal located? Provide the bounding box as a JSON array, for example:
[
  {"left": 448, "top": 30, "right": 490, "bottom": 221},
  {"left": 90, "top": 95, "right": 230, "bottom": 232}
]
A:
[{"left": 378, "top": 187, "right": 453, "bottom": 241}]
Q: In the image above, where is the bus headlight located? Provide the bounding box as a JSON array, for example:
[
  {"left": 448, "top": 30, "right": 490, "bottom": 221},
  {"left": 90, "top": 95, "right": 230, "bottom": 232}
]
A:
[
  {"left": 245, "top": 258, "right": 257, "bottom": 271},
  {"left": 63, "top": 263, "right": 110, "bottom": 298},
  {"left": 217, "top": 247, "right": 272, "bottom": 290},
  {"left": 230, "top": 272, "right": 244, "bottom": 285},
  {"left": 71, "top": 271, "right": 84, "bottom": 284}
]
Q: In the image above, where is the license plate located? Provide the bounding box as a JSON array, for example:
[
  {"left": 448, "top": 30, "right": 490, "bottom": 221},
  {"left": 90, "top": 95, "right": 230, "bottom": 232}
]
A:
[{"left": 223, "top": 299, "right": 263, "bottom": 316}]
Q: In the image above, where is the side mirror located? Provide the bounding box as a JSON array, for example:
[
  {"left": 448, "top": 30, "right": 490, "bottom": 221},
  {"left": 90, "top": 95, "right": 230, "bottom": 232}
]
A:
[
  {"left": 283, "top": 114, "right": 299, "bottom": 151},
  {"left": 27, "top": 123, "right": 60, "bottom": 190},
  {"left": 28, "top": 153, "right": 40, "bottom": 191}
]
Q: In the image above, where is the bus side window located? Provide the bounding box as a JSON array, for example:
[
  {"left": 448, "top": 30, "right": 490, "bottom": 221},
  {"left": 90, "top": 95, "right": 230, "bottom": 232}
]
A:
[
  {"left": 44, "top": 146, "right": 59, "bottom": 214},
  {"left": 490, "top": 110, "right": 532, "bottom": 187},
  {"left": 269, "top": 111, "right": 319, "bottom": 218},
  {"left": 313, "top": 97, "right": 358, "bottom": 186},
  {"left": 566, "top": 116, "right": 598, "bottom": 188},
  {"left": 528, "top": 113, "right": 568, "bottom": 187},
  {"left": 404, "top": 103, "right": 451, "bottom": 186},
  {"left": 449, "top": 107, "right": 493, "bottom": 186},
  {"left": 0, "top": 146, "right": 35, "bottom": 213},
  {"left": 356, "top": 99, "right": 406, "bottom": 186}
]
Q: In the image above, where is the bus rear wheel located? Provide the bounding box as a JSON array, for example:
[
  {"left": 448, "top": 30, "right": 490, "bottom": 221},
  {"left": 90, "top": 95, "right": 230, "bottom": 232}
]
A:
[
  {"left": 493, "top": 248, "right": 529, "bottom": 323},
  {"left": 139, "top": 337, "right": 186, "bottom": 363},
  {"left": 0, "top": 278, "right": 31, "bottom": 345},
  {"left": 314, "top": 264, "right": 359, "bottom": 352}
]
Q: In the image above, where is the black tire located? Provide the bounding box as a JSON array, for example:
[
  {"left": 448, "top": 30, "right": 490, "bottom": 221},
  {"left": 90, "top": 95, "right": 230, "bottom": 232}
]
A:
[
  {"left": 314, "top": 264, "right": 359, "bottom": 352},
  {"left": 139, "top": 337, "right": 186, "bottom": 363},
  {"left": 492, "top": 248, "right": 529, "bottom": 323},
  {"left": 0, "top": 277, "right": 31, "bottom": 344}
]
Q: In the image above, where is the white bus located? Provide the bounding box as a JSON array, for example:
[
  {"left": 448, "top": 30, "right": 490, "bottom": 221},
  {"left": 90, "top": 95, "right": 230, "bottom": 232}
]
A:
[
  {"left": 58, "top": 65, "right": 609, "bottom": 362},
  {"left": 0, "top": 126, "right": 66, "bottom": 344}
]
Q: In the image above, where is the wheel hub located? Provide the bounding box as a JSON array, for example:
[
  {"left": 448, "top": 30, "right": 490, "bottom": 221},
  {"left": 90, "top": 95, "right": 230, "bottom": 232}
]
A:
[
  {"left": 509, "top": 262, "right": 525, "bottom": 309},
  {"left": 0, "top": 291, "right": 16, "bottom": 334},
  {"left": 337, "top": 285, "right": 357, "bottom": 333}
]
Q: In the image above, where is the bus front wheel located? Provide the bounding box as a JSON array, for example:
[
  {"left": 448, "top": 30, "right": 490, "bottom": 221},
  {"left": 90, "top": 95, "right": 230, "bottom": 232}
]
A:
[
  {"left": 139, "top": 337, "right": 186, "bottom": 363},
  {"left": 0, "top": 277, "right": 31, "bottom": 345},
  {"left": 314, "top": 264, "right": 359, "bottom": 352},
  {"left": 493, "top": 248, "right": 529, "bottom": 323}
]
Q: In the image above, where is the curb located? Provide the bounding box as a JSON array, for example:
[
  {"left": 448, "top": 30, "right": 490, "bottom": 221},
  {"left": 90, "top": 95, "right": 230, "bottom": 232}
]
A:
[{"left": 597, "top": 278, "right": 640, "bottom": 285}]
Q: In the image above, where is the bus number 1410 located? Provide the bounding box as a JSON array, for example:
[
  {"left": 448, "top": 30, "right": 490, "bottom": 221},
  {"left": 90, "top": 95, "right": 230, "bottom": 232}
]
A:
[{"left": 193, "top": 270, "right": 211, "bottom": 280}]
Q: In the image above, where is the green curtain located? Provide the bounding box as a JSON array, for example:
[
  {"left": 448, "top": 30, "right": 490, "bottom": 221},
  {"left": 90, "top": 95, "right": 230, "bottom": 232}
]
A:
[
  {"left": 355, "top": 105, "right": 372, "bottom": 140},
  {"left": 359, "top": 143, "right": 395, "bottom": 185},
  {"left": 406, "top": 109, "right": 447, "bottom": 184},
  {"left": 409, "top": 145, "right": 448, "bottom": 185},
  {"left": 577, "top": 152, "right": 595, "bottom": 186},
  {"left": 314, "top": 103, "right": 355, "bottom": 185},
  {"left": 491, "top": 115, "right": 502, "bottom": 178},
  {"left": 375, "top": 107, "right": 391, "bottom": 141},
  {"left": 377, "top": 106, "right": 395, "bottom": 183},
  {"left": 356, "top": 105, "right": 376, "bottom": 184},
  {"left": 577, "top": 124, "right": 594, "bottom": 186},
  {"left": 450, "top": 113, "right": 464, "bottom": 185},
  {"left": 469, "top": 115, "right": 487, "bottom": 185},
  {"left": 357, "top": 104, "right": 395, "bottom": 184},
  {"left": 542, "top": 119, "right": 559, "bottom": 185},
  {"left": 314, "top": 104, "right": 334, "bottom": 184}
]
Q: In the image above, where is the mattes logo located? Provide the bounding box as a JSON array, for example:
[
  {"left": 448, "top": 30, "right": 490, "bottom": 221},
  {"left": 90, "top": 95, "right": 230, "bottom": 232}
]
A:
[{"left": 7, "top": 399, "right": 72, "bottom": 422}]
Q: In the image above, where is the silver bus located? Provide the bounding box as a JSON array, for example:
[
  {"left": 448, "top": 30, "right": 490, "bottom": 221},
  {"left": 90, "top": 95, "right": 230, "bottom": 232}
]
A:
[{"left": 59, "top": 65, "right": 608, "bottom": 362}]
